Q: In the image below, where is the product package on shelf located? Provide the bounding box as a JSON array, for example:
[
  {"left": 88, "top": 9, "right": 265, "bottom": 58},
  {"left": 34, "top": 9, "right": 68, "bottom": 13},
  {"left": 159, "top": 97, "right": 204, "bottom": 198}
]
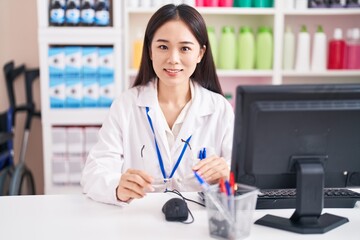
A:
[
  {"left": 48, "top": 47, "right": 66, "bottom": 108},
  {"left": 51, "top": 126, "right": 100, "bottom": 185},
  {"left": 82, "top": 47, "right": 100, "bottom": 107},
  {"left": 65, "top": 46, "right": 83, "bottom": 108},
  {"left": 98, "top": 47, "right": 115, "bottom": 107}
]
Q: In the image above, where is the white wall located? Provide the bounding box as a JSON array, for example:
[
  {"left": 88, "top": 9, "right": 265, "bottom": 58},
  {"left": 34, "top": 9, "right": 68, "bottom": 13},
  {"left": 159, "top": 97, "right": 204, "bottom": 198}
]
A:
[{"left": 0, "top": 0, "right": 44, "bottom": 194}]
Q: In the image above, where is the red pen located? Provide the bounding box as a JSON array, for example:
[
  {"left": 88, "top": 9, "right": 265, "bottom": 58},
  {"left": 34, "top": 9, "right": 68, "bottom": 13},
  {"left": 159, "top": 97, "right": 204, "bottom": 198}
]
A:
[
  {"left": 219, "top": 178, "right": 226, "bottom": 194},
  {"left": 230, "top": 172, "right": 235, "bottom": 195}
]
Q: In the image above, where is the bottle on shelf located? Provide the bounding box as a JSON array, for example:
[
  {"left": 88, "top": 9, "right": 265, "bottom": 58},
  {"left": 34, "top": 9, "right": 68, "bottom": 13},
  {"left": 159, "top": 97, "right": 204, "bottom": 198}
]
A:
[
  {"left": 94, "top": 0, "right": 110, "bottom": 26},
  {"left": 218, "top": 0, "right": 234, "bottom": 7},
  {"left": 309, "top": 0, "right": 328, "bottom": 8},
  {"left": 327, "top": 28, "right": 346, "bottom": 69},
  {"left": 128, "top": 0, "right": 140, "bottom": 8},
  {"left": 234, "top": 0, "right": 252, "bottom": 7},
  {"left": 237, "top": 26, "right": 255, "bottom": 70},
  {"left": 80, "top": 0, "right": 95, "bottom": 26},
  {"left": 219, "top": 26, "right": 237, "bottom": 69},
  {"left": 346, "top": 28, "right": 360, "bottom": 69},
  {"left": 284, "top": 0, "right": 295, "bottom": 9},
  {"left": 207, "top": 26, "right": 218, "bottom": 67},
  {"left": 311, "top": 25, "right": 327, "bottom": 72},
  {"left": 295, "top": 0, "right": 308, "bottom": 10},
  {"left": 283, "top": 26, "right": 295, "bottom": 70},
  {"left": 255, "top": 26, "right": 273, "bottom": 70},
  {"left": 329, "top": 0, "right": 347, "bottom": 8},
  {"left": 346, "top": 0, "right": 360, "bottom": 8},
  {"left": 295, "top": 25, "right": 310, "bottom": 72},
  {"left": 204, "top": 0, "right": 218, "bottom": 7},
  {"left": 65, "top": 0, "right": 81, "bottom": 26},
  {"left": 195, "top": 0, "right": 205, "bottom": 6},
  {"left": 49, "top": 0, "right": 66, "bottom": 26},
  {"left": 132, "top": 30, "right": 144, "bottom": 69},
  {"left": 253, "top": 0, "right": 273, "bottom": 7}
]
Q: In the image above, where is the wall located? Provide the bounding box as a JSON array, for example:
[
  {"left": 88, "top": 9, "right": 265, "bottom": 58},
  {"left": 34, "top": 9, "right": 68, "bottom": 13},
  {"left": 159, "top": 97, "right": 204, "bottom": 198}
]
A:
[{"left": 0, "top": 0, "right": 44, "bottom": 194}]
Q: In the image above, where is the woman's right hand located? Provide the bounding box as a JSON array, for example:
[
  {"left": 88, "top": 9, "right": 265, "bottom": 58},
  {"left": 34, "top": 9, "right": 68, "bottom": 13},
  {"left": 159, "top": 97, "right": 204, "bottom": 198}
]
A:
[{"left": 116, "top": 169, "right": 155, "bottom": 202}]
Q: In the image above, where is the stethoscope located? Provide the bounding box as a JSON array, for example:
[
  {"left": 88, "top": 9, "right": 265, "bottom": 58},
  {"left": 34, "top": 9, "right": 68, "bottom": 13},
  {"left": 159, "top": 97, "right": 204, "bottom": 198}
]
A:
[{"left": 145, "top": 107, "right": 192, "bottom": 183}]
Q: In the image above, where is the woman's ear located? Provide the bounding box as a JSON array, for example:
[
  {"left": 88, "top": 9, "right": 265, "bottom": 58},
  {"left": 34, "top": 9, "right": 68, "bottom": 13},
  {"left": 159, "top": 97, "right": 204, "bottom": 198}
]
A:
[{"left": 197, "top": 45, "right": 206, "bottom": 63}]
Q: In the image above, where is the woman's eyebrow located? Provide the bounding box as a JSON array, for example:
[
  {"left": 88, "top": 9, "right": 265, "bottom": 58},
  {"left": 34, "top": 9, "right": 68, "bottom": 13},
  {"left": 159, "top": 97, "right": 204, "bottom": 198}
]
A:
[{"left": 155, "top": 39, "right": 195, "bottom": 45}]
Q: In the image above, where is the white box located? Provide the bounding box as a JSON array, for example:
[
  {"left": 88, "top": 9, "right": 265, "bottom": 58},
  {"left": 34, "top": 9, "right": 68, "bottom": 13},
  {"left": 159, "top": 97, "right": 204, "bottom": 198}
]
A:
[{"left": 67, "top": 127, "right": 84, "bottom": 156}]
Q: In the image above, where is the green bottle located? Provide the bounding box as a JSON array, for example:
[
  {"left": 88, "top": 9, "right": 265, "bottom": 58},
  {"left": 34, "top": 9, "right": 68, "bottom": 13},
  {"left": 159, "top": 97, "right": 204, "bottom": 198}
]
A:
[
  {"left": 237, "top": 26, "right": 255, "bottom": 69},
  {"left": 234, "top": 0, "right": 252, "bottom": 7},
  {"left": 255, "top": 26, "right": 273, "bottom": 69},
  {"left": 207, "top": 26, "right": 218, "bottom": 67},
  {"left": 219, "top": 26, "right": 236, "bottom": 69}
]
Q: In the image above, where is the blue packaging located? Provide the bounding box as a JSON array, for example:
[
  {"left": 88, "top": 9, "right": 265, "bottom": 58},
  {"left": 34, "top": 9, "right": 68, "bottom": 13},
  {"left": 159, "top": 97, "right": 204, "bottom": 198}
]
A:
[
  {"left": 82, "top": 47, "right": 99, "bottom": 107},
  {"left": 98, "top": 47, "right": 114, "bottom": 107},
  {"left": 65, "top": 46, "right": 82, "bottom": 108},
  {"left": 48, "top": 47, "right": 66, "bottom": 108}
]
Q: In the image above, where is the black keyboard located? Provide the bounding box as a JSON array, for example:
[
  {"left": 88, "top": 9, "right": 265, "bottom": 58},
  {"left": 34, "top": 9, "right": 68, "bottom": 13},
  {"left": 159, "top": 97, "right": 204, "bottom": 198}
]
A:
[{"left": 255, "top": 188, "right": 360, "bottom": 209}]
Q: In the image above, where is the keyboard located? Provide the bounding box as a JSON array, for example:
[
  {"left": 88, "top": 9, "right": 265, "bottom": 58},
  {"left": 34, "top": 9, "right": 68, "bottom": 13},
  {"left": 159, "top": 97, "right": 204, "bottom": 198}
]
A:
[{"left": 255, "top": 188, "right": 360, "bottom": 209}]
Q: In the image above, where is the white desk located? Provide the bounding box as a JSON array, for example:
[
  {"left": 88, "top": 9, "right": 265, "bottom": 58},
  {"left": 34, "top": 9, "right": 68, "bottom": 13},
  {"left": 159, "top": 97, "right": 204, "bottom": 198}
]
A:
[{"left": 0, "top": 193, "right": 359, "bottom": 240}]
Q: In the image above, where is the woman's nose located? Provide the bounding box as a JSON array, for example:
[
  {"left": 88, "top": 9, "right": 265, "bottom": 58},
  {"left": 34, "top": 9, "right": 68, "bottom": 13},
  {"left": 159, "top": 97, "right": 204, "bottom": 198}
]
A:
[{"left": 167, "top": 49, "right": 180, "bottom": 64}]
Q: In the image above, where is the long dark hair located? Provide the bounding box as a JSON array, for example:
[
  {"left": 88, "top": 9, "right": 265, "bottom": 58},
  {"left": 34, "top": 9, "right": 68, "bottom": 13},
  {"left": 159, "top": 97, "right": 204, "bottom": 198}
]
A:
[{"left": 132, "top": 4, "right": 223, "bottom": 95}]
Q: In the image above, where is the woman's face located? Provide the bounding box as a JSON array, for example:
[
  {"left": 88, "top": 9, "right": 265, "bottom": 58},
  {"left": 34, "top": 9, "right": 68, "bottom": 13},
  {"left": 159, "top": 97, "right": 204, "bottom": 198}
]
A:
[{"left": 150, "top": 19, "right": 205, "bottom": 88}]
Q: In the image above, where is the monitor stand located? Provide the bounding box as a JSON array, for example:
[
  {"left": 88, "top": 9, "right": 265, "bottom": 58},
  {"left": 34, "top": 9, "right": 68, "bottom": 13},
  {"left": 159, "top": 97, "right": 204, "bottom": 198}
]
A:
[{"left": 255, "top": 157, "right": 349, "bottom": 234}]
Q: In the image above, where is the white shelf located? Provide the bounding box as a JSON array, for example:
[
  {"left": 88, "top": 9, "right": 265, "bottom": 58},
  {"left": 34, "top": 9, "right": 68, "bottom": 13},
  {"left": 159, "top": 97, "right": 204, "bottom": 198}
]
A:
[
  {"left": 283, "top": 70, "right": 360, "bottom": 77},
  {"left": 38, "top": 28, "right": 121, "bottom": 44},
  {"left": 45, "top": 109, "right": 109, "bottom": 125},
  {"left": 284, "top": 9, "right": 360, "bottom": 16}
]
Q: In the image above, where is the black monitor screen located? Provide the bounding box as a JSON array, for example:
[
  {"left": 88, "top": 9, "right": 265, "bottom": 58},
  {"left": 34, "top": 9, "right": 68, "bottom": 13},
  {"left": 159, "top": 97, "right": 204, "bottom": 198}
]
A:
[
  {"left": 231, "top": 84, "right": 360, "bottom": 189},
  {"left": 231, "top": 84, "right": 360, "bottom": 234}
]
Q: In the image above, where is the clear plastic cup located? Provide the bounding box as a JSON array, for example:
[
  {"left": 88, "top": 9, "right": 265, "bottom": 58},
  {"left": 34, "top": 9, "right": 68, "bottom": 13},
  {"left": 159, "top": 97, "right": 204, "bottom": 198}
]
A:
[{"left": 205, "top": 184, "right": 258, "bottom": 240}]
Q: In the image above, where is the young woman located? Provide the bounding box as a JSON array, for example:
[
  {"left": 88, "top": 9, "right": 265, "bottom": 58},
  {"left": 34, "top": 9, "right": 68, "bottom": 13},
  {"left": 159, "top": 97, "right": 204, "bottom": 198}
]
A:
[{"left": 81, "top": 4, "right": 234, "bottom": 205}]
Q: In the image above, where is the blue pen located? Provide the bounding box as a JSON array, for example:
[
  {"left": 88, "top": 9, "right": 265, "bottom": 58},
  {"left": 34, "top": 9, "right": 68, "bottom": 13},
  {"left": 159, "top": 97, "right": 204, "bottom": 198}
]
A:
[
  {"left": 202, "top": 147, "right": 207, "bottom": 159},
  {"left": 225, "top": 180, "right": 236, "bottom": 219},
  {"left": 198, "top": 149, "right": 203, "bottom": 161},
  {"left": 199, "top": 147, "right": 206, "bottom": 161},
  {"left": 193, "top": 171, "right": 234, "bottom": 224}
]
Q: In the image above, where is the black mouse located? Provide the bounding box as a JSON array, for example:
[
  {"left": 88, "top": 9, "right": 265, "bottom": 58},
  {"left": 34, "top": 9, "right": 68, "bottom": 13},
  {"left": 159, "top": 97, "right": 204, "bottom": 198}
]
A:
[{"left": 162, "top": 198, "right": 189, "bottom": 222}]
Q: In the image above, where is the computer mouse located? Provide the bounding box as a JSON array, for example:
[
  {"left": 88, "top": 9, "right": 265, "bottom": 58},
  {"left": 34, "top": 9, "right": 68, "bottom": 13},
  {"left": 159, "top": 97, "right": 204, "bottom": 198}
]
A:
[{"left": 162, "top": 198, "right": 189, "bottom": 222}]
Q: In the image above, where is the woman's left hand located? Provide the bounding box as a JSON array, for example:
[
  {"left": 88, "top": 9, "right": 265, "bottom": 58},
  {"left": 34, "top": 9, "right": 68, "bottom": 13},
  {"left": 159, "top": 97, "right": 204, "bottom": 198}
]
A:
[{"left": 192, "top": 155, "right": 230, "bottom": 184}]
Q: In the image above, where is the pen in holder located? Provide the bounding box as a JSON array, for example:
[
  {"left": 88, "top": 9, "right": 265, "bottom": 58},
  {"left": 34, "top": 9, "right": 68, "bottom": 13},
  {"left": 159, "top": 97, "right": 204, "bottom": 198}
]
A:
[{"left": 204, "top": 183, "right": 259, "bottom": 240}]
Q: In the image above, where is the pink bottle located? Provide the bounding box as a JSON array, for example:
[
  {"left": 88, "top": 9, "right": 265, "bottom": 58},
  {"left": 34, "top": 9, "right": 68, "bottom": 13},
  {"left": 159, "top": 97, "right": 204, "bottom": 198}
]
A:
[
  {"left": 346, "top": 28, "right": 360, "bottom": 69},
  {"left": 204, "top": 0, "right": 218, "bottom": 7},
  {"left": 196, "top": 0, "right": 205, "bottom": 6},
  {"left": 327, "top": 28, "right": 346, "bottom": 70},
  {"left": 219, "top": 0, "right": 234, "bottom": 7}
]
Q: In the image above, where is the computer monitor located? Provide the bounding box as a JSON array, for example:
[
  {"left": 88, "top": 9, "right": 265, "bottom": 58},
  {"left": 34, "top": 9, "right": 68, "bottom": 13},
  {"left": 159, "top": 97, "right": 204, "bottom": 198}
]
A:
[{"left": 231, "top": 83, "right": 360, "bottom": 234}]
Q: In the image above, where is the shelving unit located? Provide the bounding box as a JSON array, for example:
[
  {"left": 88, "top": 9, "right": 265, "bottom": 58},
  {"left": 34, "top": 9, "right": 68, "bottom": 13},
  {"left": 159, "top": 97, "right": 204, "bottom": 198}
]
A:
[
  {"left": 37, "top": 0, "right": 124, "bottom": 194},
  {"left": 37, "top": 0, "right": 360, "bottom": 194}
]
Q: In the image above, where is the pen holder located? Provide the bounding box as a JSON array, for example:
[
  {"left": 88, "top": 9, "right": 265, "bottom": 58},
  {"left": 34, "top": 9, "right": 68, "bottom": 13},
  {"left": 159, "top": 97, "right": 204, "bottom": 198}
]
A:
[{"left": 204, "top": 183, "right": 258, "bottom": 240}]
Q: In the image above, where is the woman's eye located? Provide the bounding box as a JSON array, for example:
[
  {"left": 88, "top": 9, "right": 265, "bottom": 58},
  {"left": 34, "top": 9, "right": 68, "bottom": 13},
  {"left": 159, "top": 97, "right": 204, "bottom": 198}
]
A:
[
  {"left": 159, "top": 45, "right": 168, "bottom": 50},
  {"left": 182, "top": 47, "right": 190, "bottom": 52}
]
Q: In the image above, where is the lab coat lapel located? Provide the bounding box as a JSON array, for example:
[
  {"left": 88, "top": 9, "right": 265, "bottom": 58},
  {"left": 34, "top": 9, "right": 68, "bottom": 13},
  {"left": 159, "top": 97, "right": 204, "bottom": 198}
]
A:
[
  {"left": 137, "top": 80, "right": 171, "bottom": 166},
  {"left": 171, "top": 82, "right": 215, "bottom": 155}
]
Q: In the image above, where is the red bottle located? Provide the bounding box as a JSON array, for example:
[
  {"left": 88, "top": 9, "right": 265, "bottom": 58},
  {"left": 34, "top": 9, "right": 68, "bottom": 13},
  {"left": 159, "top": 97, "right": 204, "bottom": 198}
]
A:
[{"left": 327, "top": 28, "right": 346, "bottom": 69}]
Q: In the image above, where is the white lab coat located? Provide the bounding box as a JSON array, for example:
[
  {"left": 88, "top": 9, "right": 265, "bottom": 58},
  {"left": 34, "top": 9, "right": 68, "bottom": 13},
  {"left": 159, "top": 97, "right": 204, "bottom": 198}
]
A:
[{"left": 81, "top": 80, "right": 234, "bottom": 205}]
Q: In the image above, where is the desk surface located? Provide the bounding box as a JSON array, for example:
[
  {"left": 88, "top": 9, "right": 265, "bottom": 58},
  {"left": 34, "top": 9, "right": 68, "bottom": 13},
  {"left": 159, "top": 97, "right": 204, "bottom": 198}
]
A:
[{"left": 0, "top": 193, "right": 359, "bottom": 240}]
